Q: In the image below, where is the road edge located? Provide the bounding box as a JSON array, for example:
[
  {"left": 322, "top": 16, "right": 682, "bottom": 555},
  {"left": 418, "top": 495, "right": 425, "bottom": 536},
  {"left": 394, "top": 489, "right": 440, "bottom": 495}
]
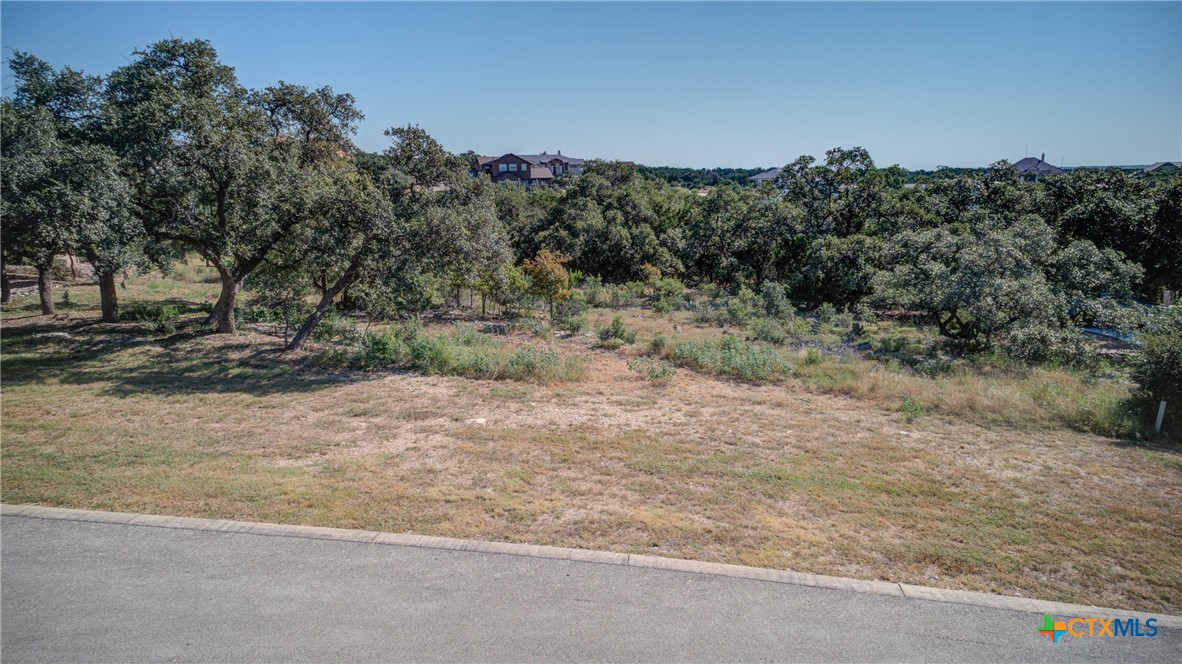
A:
[{"left": 4, "top": 503, "right": 1178, "bottom": 628}]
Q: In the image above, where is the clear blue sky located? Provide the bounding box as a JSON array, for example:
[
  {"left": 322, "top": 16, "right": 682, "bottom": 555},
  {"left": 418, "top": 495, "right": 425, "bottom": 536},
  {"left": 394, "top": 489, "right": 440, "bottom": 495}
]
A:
[{"left": 2, "top": 1, "right": 1179, "bottom": 169}]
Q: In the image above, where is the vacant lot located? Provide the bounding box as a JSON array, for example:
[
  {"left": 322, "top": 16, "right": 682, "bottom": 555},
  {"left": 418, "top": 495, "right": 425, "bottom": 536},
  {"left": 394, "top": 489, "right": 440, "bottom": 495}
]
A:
[{"left": 2, "top": 268, "right": 1180, "bottom": 614}]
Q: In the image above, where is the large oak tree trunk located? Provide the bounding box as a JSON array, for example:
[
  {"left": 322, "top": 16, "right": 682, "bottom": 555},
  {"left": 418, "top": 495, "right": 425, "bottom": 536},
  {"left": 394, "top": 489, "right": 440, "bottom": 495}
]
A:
[
  {"left": 36, "top": 264, "right": 54, "bottom": 315},
  {"left": 206, "top": 275, "right": 243, "bottom": 334},
  {"left": 98, "top": 271, "right": 119, "bottom": 322},
  {"left": 1, "top": 256, "right": 10, "bottom": 305}
]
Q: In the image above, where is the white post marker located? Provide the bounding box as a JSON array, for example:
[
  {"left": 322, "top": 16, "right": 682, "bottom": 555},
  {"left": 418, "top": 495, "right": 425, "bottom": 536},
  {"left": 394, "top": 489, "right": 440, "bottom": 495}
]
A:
[{"left": 1155, "top": 400, "right": 1167, "bottom": 434}]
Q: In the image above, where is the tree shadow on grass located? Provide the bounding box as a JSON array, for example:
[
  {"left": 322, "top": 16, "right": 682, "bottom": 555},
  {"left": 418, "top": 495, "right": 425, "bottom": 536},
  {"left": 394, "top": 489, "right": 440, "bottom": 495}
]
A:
[{"left": 1, "top": 319, "right": 365, "bottom": 397}]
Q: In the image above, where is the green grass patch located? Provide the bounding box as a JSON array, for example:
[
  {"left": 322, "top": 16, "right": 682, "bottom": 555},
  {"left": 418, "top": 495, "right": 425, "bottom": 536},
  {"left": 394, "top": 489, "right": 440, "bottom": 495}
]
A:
[
  {"left": 338, "top": 323, "right": 583, "bottom": 383},
  {"left": 663, "top": 335, "right": 794, "bottom": 383}
]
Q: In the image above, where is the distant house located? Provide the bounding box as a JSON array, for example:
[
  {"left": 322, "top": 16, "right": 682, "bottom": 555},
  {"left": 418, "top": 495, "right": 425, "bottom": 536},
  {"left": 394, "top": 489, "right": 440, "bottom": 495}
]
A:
[
  {"left": 1013, "top": 154, "right": 1066, "bottom": 181},
  {"left": 1145, "top": 161, "right": 1182, "bottom": 173},
  {"left": 749, "top": 167, "right": 780, "bottom": 185},
  {"left": 474, "top": 151, "right": 587, "bottom": 185}
]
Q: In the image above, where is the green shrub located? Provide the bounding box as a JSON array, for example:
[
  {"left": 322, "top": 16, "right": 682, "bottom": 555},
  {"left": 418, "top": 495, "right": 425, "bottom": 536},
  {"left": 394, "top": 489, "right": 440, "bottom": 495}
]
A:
[
  {"left": 596, "top": 337, "right": 626, "bottom": 351},
  {"left": 590, "top": 281, "right": 647, "bottom": 309},
  {"left": 597, "top": 316, "right": 637, "bottom": 344},
  {"left": 505, "top": 347, "right": 584, "bottom": 382},
  {"left": 652, "top": 297, "right": 678, "bottom": 315},
  {"left": 750, "top": 318, "right": 789, "bottom": 345},
  {"left": 555, "top": 314, "right": 587, "bottom": 335},
  {"left": 853, "top": 302, "right": 878, "bottom": 324},
  {"left": 451, "top": 324, "right": 494, "bottom": 346},
  {"left": 649, "top": 278, "right": 686, "bottom": 313},
  {"left": 915, "top": 357, "right": 954, "bottom": 377},
  {"left": 349, "top": 331, "right": 407, "bottom": 369},
  {"left": 508, "top": 318, "right": 552, "bottom": 339},
  {"left": 120, "top": 302, "right": 180, "bottom": 335},
  {"left": 343, "top": 323, "right": 582, "bottom": 382},
  {"left": 900, "top": 394, "right": 925, "bottom": 423},
  {"left": 691, "top": 290, "right": 759, "bottom": 327},
  {"left": 999, "top": 324, "right": 1096, "bottom": 369},
  {"left": 670, "top": 335, "right": 794, "bottom": 383},
  {"left": 802, "top": 348, "right": 824, "bottom": 365},
  {"left": 628, "top": 357, "right": 677, "bottom": 384},
  {"left": 817, "top": 302, "right": 838, "bottom": 324},
  {"left": 648, "top": 333, "right": 668, "bottom": 355},
  {"left": 759, "top": 282, "right": 794, "bottom": 320},
  {"left": 725, "top": 290, "right": 759, "bottom": 326},
  {"left": 312, "top": 312, "right": 356, "bottom": 343},
  {"left": 1130, "top": 328, "right": 1182, "bottom": 426},
  {"left": 1129, "top": 304, "right": 1182, "bottom": 430}
]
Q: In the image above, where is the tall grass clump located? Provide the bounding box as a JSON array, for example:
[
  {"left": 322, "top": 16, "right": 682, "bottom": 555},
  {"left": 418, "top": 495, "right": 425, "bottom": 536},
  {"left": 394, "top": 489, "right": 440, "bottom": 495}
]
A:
[
  {"left": 505, "top": 346, "right": 585, "bottom": 382},
  {"left": 343, "top": 323, "right": 582, "bottom": 383},
  {"left": 628, "top": 357, "right": 677, "bottom": 384},
  {"left": 666, "top": 335, "right": 794, "bottom": 383}
]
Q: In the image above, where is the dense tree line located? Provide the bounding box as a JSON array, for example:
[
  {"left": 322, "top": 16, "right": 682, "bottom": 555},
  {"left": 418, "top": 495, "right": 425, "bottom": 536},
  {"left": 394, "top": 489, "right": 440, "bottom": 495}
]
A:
[
  {"left": 498, "top": 150, "right": 1180, "bottom": 345},
  {"left": 636, "top": 165, "right": 766, "bottom": 188},
  {"left": 3, "top": 38, "right": 1180, "bottom": 360},
  {"left": 1, "top": 40, "right": 506, "bottom": 350}
]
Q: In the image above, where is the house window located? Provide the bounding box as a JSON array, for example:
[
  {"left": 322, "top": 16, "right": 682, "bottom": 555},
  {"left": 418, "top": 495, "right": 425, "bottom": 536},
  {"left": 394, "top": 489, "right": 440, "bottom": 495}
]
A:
[
  {"left": 499, "top": 164, "right": 507, "bottom": 172},
  {"left": 509, "top": 163, "right": 518, "bottom": 171}
]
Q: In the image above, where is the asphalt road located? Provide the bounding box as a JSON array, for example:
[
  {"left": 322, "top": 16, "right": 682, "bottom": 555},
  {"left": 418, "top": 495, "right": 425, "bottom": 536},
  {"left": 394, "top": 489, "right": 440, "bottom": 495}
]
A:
[{"left": 2, "top": 514, "right": 1178, "bottom": 662}]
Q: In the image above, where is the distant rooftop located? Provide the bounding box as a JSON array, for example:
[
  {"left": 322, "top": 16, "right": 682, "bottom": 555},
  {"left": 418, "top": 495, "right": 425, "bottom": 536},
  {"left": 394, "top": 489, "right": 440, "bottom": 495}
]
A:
[
  {"left": 517, "top": 152, "right": 586, "bottom": 166},
  {"left": 1013, "top": 156, "right": 1066, "bottom": 176}
]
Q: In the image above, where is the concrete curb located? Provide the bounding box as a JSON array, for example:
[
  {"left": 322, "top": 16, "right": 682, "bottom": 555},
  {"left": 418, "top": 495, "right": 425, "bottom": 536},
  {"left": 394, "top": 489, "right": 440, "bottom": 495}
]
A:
[{"left": 4, "top": 503, "right": 1179, "bottom": 629}]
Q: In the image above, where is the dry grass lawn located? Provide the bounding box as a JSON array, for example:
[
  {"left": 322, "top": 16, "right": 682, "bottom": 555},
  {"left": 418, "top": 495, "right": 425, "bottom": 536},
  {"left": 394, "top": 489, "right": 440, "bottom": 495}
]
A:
[{"left": 2, "top": 268, "right": 1180, "bottom": 614}]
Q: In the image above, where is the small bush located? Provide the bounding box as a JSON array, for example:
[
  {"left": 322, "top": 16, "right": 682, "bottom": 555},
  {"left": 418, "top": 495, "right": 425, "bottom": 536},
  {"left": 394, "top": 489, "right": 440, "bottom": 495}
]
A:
[
  {"left": 648, "top": 333, "right": 668, "bottom": 355},
  {"left": 313, "top": 312, "right": 356, "bottom": 343},
  {"left": 596, "top": 337, "right": 625, "bottom": 351},
  {"left": 349, "top": 331, "right": 407, "bottom": 369},
  {"left": 750, "top": 318, "right": 789, "bottom": 345},
  {"left": 817, "top": 303, "right": 838, "bottom": 324},
  {"left": 120, "top": 302, "right": 180, "bottom": 335},
  {"left": 652, "top": 297, "right": 678, "bottom": 315},
  {"left": 691, "top": 290, "right": 760, "bottom": 327},
  {"left": 649, "top": 278, "right": 686, "bottom": 313},
  {"left": 915, "top": 357, "right": 954, "bottom": 377},
  {"left": 1130, "top": 326, "right": 1182, "bottom": 432},
  {"left": 999, "top": 324, "right": 1096, "bottom": 369},
  {"left": 900, "top": 394, "right": 925, "bottom": 423},
  {"left": 759, "top": 282, "right": 794, "bottom": 320},
  {"left": 555, "top": 314, "right": 587, "bottom": 335},
  {"left": 597, "top": 316, "right": 637, "bottom": 344},
  {"left": 628, "top": 357, "right": 677, "bottom": 384},
  {"left": 801, "top": 348, "right": 824, "bottom": 366},
  {"left": 853, "top": 302, "right": 878, "bottom": 324}
]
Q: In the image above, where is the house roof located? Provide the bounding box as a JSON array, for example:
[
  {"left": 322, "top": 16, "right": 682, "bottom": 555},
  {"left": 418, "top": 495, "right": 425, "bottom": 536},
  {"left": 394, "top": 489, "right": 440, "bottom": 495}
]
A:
[
  {"left": 495, "top": 168, "right": 554, "bottom": 182},
  {"left": 474, "top": 155, "right": 498, "bottom": 167},
  {"left": 1146, "top": 161, "right": 1182, "bottom": 172},
  {"left": 1013, "top": 157, "right": 1066, "bottom": 175},
  {"left": 517, "top": 153, "right": 586, "bottom": 166},
  {"left": 749, "top": 168, "right": 781, "bottom": 182}
]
